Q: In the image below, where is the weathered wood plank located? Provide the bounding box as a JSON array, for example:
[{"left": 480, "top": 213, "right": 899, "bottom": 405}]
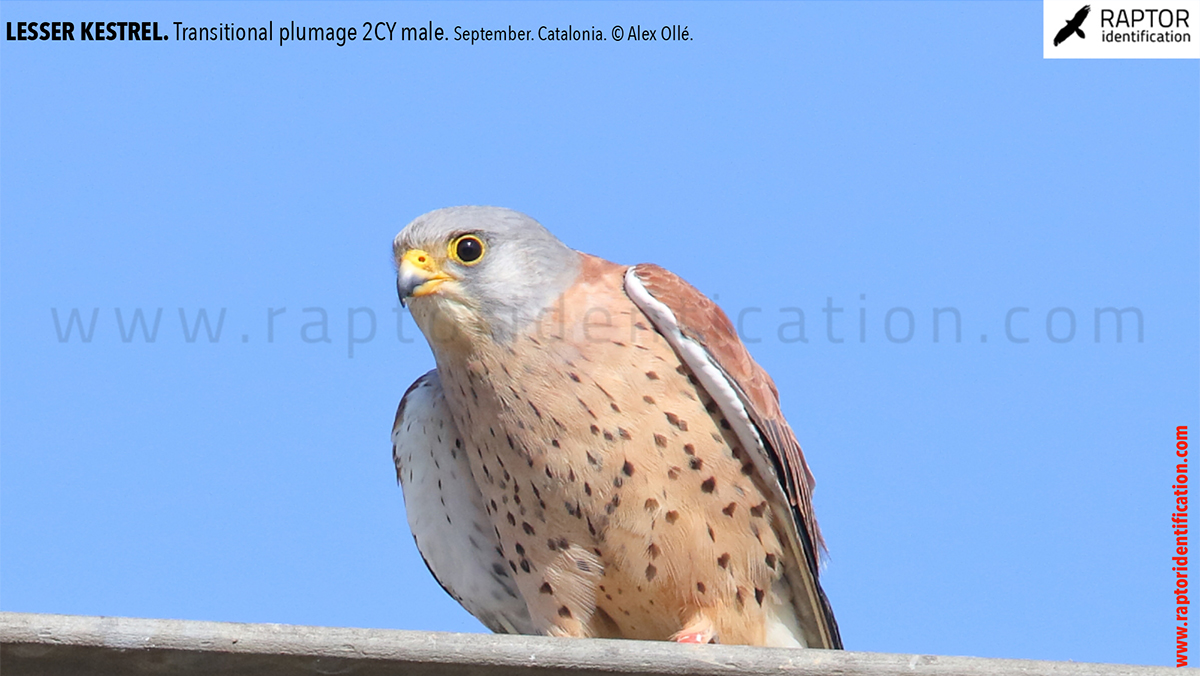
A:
[{"left": 0, "top": 612, "right": 1172, "bottom": 676}]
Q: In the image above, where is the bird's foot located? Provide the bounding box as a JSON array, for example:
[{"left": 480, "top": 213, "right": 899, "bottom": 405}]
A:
[{"left": 671, "top": 615, "right": 717, "bottom": 644}]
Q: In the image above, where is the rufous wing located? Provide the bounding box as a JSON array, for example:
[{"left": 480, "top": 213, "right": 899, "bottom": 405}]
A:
[{"left": 625, "top": 263, "right": 842, "bottom": 650}]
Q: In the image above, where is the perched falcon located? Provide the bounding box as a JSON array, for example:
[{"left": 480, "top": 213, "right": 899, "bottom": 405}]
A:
[{"left": 391, "top": 206, "right": 841, "bottom": 649}]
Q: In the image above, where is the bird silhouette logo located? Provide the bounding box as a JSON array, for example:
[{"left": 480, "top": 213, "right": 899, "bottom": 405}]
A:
[{"left": 1054, "top": 5, "right": 1091, "bottom": 46}]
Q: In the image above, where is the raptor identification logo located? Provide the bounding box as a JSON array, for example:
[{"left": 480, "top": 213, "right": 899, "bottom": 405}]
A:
[{"left": 1044, "top": 0, "right": 1200, "bottom": 57}]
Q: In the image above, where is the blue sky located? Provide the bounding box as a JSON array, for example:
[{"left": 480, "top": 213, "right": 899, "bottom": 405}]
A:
[{"left": 1, "top": 1, "right": 1196, "bottom": 667}]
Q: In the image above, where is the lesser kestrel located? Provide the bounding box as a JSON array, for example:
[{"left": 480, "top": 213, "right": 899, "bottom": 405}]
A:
[{"left": 391, "top": 206, "right": 840, "bottom": 648}]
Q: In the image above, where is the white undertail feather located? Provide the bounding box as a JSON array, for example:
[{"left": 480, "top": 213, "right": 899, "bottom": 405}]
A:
[{"left": 392, "top": 371, "right": 536, "bottom": 635}]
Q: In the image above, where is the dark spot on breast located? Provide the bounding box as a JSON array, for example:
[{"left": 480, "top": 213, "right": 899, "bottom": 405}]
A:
[
  {"left": 645, "top": 564, "right": 657, "bottom": 581},
  {"left": 644, "top": 498, "right": 659, "bottom": 511},
  {"left": 610, "top": 403, "right": 621, "bottom": 413},
  {"left": 529, "top": 401, "right": 542, "bottom": 419},
  {"left": 587, "top": 452, "right": 599, "bottom": 466},
  {"left": 654, "top": 434, "right": 667, "bottom": 448},
  {"left": 568, "top": 469, "right": 576, "bottom": 482},
  {"left": 704, "top": 400, "right": 719, "bottom": 413},
  {"left": 741, "top": 462, "right": 755, "bottom": 476},
  {"left": 515, "top": 543, "right": 525, "bottom": 556},
  {"left": 646, "top": 371, "right": 659, "bottom": 380},
  {"left": 523, "top": 522, "right": 536, "bottom": 535},
  {"left": 569, "top": 372, "right": 581, "bottom": 382},
  {"left": 735, "top": 588, "right": 746, "bottom": 608},
  {"left": 545, "top": 467, "right": 554, "bottom": 479},
  {"left": 683, "top": 444, "right": 695, "bottom": 456},
  {"left": 558, "top": 606, "right": 572, "bottom": 618},
  {"left": 722, "top": 503, "right": 737, "bottom": 517},
  {"left": 664, "top": 412, "right": 687, "bottom": 431},
  {"left": 490, "top": 499, "right": 498, "bottom": 512},
  {"left": 612, "top": 476, "right": 623, "bottom": 488},
  {"left": 750, "top": 502, "right": 767, "bottom": 518},
  {"left": 667, "top": 467, "right": 680, "bottom": 480},
  {"left": 643, "top": 395, "right": 656, "bottom": 405},
  {"left": 509, "top": 561, "right": 518, "bottom": 573},
  {"left": 506, "top": 513, "right": 516, "bottom": 526},
  {"left": 665, "top": 510, "right": 679, "bottom": 523},
  {"left": 622, "top": 460, "right": 635, "bottom": 476},
  {"left": 619, "top": 428, "right": 632, "bottom": 440},
  {"left": 603, "top": 430, "right": 614, "bottom": 442},
  {"left": 557, "top": 537, "right": 569, "bottom": 549},
  {"left": 647, "top": 543, "right": 660, "bottom": 559},
  {"left": 765, "top": 553, "right": 777, "bottom": 569},
  {"left": 506, "top": 435, "right": 515, "bottom": 449},
  {"left": 584, "top": 482, "right": 592, "bottom": 496},
  {"left": 754, "top": 588, "right": 766, "bottom": 605},
  {"left": 701, "top": 477, "right": 716, "bottom": 493},
  {"left": 591, "top": 424, "right": 601, "bottom": 436},
  {"left": 540, "top": 583, "right": 553, "bottom": 594},
  {"left": 708, "top": 525, "right": 716, "bottom": 541},
  {"left": 696, "top": 582, "right": 706, "bottom": 593},
  {"left": 551, "top": 439, "right": 560, "bottom": 448},
  {"left": 718, "top": 553, "right": 730, "bottom": 568},
  {"left": 689, "top": 458, "right": 703, "bottom": 471},
  {"left": 520, "top": 559, "right": 531, "bottom": 573}
]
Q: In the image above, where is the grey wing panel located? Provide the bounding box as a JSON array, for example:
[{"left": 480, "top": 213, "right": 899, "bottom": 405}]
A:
[{"left": 392, "top": 370, "right": 536, "bottom": 635}]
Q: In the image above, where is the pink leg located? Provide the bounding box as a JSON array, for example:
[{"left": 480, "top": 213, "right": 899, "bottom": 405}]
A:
[{"left": 671, "top": 615, "right": 717, "bottom": 644}]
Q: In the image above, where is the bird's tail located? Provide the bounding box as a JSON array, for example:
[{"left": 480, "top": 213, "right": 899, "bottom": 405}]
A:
[{"left": 1076, "top": 28, "right": 1086, "bottom": 39}]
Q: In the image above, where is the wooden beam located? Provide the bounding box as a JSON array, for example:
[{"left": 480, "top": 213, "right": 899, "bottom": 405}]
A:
[{"left": 0, "top": 612, "right": 1171, "bottom": 676}]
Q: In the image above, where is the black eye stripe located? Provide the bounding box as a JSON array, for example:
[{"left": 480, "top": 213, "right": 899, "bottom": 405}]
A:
[{"left": 455, "top": 236, "right": 484, "bottom": 263}]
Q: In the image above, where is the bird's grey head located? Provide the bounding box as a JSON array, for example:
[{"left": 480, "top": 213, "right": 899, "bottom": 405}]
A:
[{"left": 394, "top": 206, "right": 581, "bottom": 346}]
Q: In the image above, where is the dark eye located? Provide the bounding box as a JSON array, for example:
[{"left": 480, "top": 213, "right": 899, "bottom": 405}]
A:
[{"left": 452, "top": 235, "right": 485, "bottom": 264}]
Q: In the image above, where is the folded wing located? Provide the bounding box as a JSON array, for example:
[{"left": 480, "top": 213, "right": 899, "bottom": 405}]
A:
[
  {"left": 625, "top": 265, "right": 842, "bottom": 650},
  {"left": 392, "top": 370, "right": 537, "bottom": 634}
]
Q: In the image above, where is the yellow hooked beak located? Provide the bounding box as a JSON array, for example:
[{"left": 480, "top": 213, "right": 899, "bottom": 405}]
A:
[{"left": 397, "top": 249, "right": 453, "bottom": 305}]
